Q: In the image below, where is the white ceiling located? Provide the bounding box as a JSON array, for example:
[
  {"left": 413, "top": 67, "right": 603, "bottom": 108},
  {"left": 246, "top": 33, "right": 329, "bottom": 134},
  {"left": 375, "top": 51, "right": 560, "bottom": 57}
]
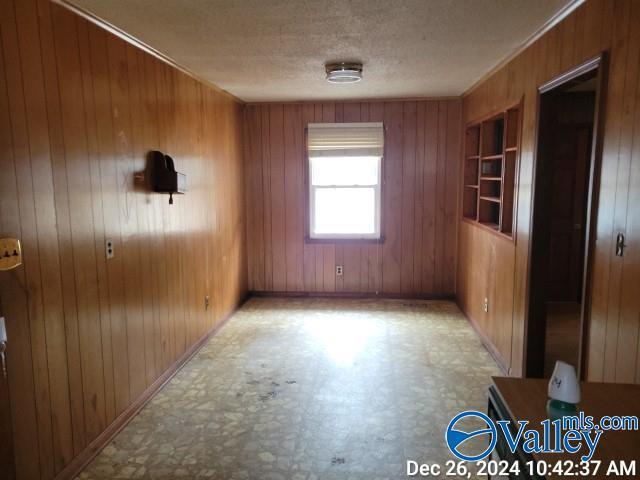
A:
[{"left": 68, "top": 0, "right": 574, "bottom": 102}]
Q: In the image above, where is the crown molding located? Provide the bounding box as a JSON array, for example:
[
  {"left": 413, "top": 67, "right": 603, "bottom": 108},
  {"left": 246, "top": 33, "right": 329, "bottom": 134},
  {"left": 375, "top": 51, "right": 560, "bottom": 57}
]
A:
[
  {"left": 462, "top": 0, "right": 586, "bottom": 98},
  {"left": 244, "top": 96, "right": 461, "bottom": 106},
  {"left": 53, "top": 0, "right": 244, "bottom": 104}
]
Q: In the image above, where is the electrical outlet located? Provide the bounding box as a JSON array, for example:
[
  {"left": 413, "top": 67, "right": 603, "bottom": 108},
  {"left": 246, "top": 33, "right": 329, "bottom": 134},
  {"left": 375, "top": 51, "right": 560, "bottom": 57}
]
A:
[
  {"left": 204, "top": 295, "right": 210, "bottom": 310},
  {"left": 336, "top": 265, "right": 343, "bottom": 276},
  {"left": 105, "top": 239, "right": 114, "bottom": 259},
  {"left": 0, "top": 238, "right": 22, "bottom": 271},
  {"left": 483, "top": 297, "right": 489, "bottom": 313}
]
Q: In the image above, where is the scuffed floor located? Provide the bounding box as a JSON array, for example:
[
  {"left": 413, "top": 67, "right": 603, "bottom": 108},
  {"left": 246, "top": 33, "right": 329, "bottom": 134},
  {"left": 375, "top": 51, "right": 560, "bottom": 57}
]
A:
[{"left": 78, "top": 297, "right": 500, "bottom": 480}]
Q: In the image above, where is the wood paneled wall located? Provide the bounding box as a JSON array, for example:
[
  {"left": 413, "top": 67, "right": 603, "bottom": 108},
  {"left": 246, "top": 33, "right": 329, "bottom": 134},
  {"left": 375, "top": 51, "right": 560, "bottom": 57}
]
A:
[
  {"left": 0, "top": 1, "right": 246, "bottom": 478},
  {"left": 244, "top": 100, "right": 462, "bottom": 296},
  {"left": 457, "top": 0, "right": 640, "bottom": 382}
]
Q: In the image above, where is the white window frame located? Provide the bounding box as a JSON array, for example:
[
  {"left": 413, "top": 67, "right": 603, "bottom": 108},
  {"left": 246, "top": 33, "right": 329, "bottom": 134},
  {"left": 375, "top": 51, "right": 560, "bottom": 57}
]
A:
[{"left": 308, "top": 156, "right": 383, "bottom": 241}]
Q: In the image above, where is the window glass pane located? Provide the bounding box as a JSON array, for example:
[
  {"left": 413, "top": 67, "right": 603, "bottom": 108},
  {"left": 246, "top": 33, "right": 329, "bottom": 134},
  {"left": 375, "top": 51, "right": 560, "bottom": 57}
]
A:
[
  {"left": 313, "top": 187, "right": 376, "bottom": 234},
  {"left": 311, "top": 156, "right": 379, "bottom": 186}
]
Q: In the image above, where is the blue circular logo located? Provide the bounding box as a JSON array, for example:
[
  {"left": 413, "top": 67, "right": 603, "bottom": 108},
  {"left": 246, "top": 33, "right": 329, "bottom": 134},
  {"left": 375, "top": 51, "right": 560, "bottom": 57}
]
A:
[{"left": 445, "top": 411, "right": 496, "bottom": 461}]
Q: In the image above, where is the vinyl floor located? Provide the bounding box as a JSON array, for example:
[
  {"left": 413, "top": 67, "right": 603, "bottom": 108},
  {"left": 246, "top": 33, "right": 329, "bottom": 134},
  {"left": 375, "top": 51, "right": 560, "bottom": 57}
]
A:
[{"left": 78, "top": 297, "right": 500, "bottom": 480}]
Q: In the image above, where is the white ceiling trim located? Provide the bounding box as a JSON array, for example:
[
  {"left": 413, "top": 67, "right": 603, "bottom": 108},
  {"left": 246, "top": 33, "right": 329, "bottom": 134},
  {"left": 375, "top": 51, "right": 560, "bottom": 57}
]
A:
[
  {"left": 462, "top": 0, "right": 586, "bottom": 97},
  {"left": 52, "top": 0, "right": 243, "bottom": 103}
]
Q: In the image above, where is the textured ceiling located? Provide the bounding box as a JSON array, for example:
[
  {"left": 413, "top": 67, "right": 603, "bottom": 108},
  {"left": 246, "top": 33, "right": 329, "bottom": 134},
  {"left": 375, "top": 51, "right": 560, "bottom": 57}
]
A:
[{"left": 68, "top": 0, "right": 574, "bottom": 102}]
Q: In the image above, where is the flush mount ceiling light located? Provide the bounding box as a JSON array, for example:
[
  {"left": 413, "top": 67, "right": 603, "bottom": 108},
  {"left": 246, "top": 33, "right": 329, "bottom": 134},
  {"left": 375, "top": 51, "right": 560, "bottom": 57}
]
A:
[{"left": 325, "top": 62, "right": 363, "bottom": 84}]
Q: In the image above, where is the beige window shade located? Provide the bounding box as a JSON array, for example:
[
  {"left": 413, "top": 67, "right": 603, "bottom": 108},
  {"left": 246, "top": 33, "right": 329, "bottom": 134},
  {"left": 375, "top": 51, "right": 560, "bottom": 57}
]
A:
[{"left": 307, "top": 122, "right": 384, "bottom": 158}]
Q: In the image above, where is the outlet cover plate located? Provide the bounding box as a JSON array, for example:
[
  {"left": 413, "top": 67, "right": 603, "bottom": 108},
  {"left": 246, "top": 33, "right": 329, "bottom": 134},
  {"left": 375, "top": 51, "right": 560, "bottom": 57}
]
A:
[
  {"left": 0, "top": 238, "right": 22, "bottom": 271},
  {"left": 106, "top": 239, "right": 115, "bottom": 259}
]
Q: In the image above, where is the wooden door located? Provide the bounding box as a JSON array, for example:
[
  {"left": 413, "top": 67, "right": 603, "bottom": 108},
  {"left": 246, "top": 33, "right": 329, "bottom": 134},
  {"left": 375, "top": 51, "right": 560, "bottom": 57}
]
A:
[
  {"left": 547, "top": 123, "right": 592, "bottom": 302},
  {"left": 0, "top": 359, "right": 15, "bottom": 480}
]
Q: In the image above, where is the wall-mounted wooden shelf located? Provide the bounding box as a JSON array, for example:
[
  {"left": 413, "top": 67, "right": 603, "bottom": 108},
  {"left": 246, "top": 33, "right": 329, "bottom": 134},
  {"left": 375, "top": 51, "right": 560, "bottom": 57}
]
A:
[{"left": 462, "top": 102, "right": 522, "bottom": 239}]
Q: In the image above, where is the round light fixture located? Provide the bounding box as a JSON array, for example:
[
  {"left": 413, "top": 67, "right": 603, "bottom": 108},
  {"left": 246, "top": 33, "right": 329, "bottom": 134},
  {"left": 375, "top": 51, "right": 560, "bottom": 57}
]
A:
[{"left": 325, "top": 62, "right": 363, "bottom": 84}]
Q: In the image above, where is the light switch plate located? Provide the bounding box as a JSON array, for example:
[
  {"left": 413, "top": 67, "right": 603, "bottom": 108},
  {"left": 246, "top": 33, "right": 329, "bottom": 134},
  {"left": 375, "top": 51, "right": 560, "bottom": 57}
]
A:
[{"left": 0, "top": 238, "right": 22, "bottom": 271}]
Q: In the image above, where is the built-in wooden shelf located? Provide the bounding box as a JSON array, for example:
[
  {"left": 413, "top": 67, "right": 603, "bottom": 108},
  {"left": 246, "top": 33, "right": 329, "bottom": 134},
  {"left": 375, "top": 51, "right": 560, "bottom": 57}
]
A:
[
  {"left": 461, "top": 102, "right": 522, "bottom": 239},
  {"left": 480, "top": 222, "right": 500, "bottom": 231}
]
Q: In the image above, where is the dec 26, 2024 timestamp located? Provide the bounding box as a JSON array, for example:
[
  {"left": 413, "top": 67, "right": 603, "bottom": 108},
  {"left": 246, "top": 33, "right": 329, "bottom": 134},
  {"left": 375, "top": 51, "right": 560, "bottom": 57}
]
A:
[{"left": 407, "top": 459, "right": 637, "bottom": 477}]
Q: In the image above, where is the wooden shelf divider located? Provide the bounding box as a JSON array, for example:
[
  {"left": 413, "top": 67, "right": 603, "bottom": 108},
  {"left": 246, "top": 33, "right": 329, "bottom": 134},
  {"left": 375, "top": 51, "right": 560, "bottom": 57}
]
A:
[{"left": 480, "top": 222, "right": 500, "bottom": 231}]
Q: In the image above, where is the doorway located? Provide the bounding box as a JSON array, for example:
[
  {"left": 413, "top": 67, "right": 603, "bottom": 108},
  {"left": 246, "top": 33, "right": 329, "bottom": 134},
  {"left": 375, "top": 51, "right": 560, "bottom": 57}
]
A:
[{"left": 526, "top": 55, "right": 606, "bottom": 379}]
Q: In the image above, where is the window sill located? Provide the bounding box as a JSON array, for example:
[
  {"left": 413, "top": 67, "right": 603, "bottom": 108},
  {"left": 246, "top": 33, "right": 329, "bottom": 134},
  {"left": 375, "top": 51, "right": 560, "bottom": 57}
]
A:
[{"left": 305, "top": 236, "right": 385, "bottom": 245}]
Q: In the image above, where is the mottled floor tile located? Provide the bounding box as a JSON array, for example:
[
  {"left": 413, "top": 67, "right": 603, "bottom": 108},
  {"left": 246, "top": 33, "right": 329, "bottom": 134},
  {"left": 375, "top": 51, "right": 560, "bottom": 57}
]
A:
[{"left": 77, "top": 297, "right": 500, "bottom": 480}]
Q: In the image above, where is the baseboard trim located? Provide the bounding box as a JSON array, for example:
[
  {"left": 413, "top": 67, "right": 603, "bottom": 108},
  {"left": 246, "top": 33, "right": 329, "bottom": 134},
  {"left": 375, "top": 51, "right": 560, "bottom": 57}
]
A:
[
  {"left": 54, "top": 304, "right": 241, "bottom": 480},
  {"left": 248, "top": 290, "right": 456, "bottom": 301},
  {"left": 457, "top": 303, "right": 510, "bottom": 376}
]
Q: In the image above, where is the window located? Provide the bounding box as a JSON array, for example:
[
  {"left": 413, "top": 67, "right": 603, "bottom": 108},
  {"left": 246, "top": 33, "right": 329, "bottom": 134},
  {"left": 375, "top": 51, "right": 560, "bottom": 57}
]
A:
[{"left": 307, "top": 122, "right": 384, "bottom": 240}]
